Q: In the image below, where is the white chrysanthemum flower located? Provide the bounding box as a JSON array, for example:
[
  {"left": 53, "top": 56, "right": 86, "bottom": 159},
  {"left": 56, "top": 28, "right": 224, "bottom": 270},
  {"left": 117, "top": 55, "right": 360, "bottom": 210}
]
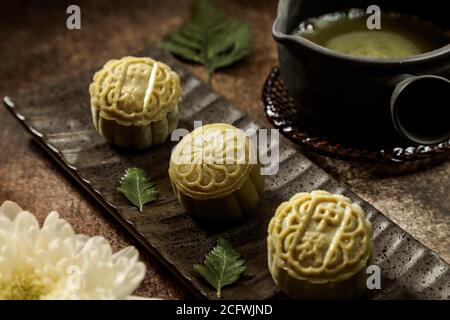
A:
[{"left": 0, "top": 200, "right": 146, "bottom": 300}]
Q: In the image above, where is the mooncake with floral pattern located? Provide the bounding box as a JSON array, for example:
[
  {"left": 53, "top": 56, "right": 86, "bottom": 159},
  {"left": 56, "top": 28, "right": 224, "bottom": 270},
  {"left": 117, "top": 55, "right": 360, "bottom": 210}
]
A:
[
  {"left": 169, "top": 123, "right": 264, "bottom": 223},
  {"left": 89, "top": 56, "right": 182, "bottom": 149},
  {"left": 267, "top": 190, "right": 373, "bottom": 299}
]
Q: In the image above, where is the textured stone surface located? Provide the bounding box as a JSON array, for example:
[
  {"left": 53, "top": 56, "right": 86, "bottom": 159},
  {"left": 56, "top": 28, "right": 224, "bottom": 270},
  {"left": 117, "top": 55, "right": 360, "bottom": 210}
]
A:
[{"left": 0, "top": 0, "right": 448, "bottom": 299}]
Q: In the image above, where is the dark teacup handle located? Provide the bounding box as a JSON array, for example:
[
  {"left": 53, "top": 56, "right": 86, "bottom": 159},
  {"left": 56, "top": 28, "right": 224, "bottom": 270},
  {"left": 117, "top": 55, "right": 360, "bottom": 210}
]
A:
[{"left": 390, "top": 74, "right": 450, "bottom": 145}]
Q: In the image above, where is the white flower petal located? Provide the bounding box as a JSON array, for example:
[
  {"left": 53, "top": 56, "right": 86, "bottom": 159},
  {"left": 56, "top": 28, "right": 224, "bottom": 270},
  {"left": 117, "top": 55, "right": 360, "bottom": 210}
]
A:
[
  {"left": 13, "top": 211, "right": 40, "bottom": 236},
  {"left": 42, "top": 211, "right": 75, "bottom": 240},
  {"left": 0, "top": 201, "right": 146, "bottom": 300},
  {"left": 0, "top": 200, "right": 23, "bottom": 221}
]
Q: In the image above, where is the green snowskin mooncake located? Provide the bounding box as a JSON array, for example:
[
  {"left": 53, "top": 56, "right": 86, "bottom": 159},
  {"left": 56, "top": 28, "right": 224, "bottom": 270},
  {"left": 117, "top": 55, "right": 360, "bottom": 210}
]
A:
[
  {"left": 268, "top": 190, "right": 374, "bottom": 299},
  {"left": 169, "top": 123, "right": 264, "bottom": 223},
  {"left": 89, "top": 56, "right": 182, "bottom": 149}
]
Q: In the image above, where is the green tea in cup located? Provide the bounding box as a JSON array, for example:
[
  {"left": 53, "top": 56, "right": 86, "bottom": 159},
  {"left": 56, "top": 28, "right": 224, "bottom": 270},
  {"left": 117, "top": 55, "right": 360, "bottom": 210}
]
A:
[{"left": 294, "top": 9, "right": 449, "bottom": 59}]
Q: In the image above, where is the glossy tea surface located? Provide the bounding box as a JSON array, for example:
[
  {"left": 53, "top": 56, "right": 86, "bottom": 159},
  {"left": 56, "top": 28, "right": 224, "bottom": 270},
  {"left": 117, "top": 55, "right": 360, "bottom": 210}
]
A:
[{"left": 294, "top": 9, "right": 450, "bottom": 59}]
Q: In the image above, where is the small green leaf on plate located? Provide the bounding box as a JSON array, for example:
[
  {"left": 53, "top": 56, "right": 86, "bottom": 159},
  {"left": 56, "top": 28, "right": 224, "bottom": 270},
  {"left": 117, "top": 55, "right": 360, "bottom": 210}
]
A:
[
  {"left": 194, "top": 238, "right": 246, "bottom": 298},
  {"left": 162, "top": 0, "right": 251, "bottom": 83},
  {"left": 117, "top": 167, "right": 158, "bottom": 212}
]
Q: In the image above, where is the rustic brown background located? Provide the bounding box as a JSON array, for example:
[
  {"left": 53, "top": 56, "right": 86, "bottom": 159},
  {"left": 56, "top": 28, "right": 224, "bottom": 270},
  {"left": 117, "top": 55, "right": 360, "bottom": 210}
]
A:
[{"left": 0, "top": 0, "right": 449, "bottom": 299}]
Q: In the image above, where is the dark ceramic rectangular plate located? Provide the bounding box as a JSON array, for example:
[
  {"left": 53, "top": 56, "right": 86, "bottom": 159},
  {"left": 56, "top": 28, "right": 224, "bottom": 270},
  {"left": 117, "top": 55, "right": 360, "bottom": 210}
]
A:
[{"left": 3, "top": 47, "right": 450, "bottom": 300}]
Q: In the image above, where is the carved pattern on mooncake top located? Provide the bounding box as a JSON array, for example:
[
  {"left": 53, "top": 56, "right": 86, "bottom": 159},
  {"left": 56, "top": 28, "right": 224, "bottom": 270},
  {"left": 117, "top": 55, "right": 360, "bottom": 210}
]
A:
[
  {"left": 268, "top": 190, "right": 373, "bottom": 281},
  {"left": 169, "top": 124, "right": 257, "bottom": 199},
  {"left": 89, "top": 56, "right": 182, "bottom": 125}
]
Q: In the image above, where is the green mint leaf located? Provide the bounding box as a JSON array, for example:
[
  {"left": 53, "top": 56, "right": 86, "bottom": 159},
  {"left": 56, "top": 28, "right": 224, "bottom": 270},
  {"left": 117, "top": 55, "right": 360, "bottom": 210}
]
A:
[
  {"left": 162, "top": 0, "right": 251, "bottom": 83},
  {"left": 194, "top": 238, "right": 246, "bottom": 298},
  {"left": 117, "top": 167, "right": 158, "bottom": 212}
]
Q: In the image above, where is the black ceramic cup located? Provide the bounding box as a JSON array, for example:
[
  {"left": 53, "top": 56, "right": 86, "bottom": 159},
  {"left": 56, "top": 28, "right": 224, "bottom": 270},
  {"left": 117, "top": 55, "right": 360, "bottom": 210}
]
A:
[{"left": 273, "top": 0, "right": 450, "bottom": 145}]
